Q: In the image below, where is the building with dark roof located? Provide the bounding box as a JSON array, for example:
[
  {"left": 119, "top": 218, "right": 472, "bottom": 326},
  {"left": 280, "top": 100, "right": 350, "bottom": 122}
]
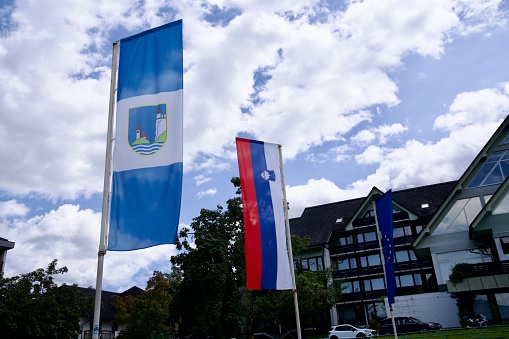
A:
[
  {"left": 291, "top": 181, "right": 457, "bottom": 327},
  {"left": 78, "top": 286, "right": 144, "bottom": 339},
  {"left": 290, "top": 114, "right": 509, "bottom": 330}
]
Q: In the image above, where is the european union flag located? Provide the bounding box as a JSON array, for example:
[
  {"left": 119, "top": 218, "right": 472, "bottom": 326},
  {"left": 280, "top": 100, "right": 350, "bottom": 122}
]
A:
[{"left": 375, "top": 190, "right": 395, "bottom": 306}]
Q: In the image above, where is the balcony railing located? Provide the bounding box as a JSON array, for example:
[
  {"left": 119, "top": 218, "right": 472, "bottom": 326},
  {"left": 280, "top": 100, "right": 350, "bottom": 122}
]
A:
[
  {"left": 329, "top": 236, "right": 415, "bottom": 255},
  {"left": 465, "top": 261, "right": 509, "bottom": 277}
]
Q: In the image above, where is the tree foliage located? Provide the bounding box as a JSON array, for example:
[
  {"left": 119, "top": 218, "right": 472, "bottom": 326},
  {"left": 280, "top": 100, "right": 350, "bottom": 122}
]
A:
[
  {"left": 170, "top": 177, "right": 249, "bottom": 338},
  {"left": 164, "top": 177, "right": 343, "bottom": 337},
  {"left": 112, "top": 270, "right": 181, "bottom": 339},
  {"left": 449, "top": 263, "right": 476, "bottom": 285},
  {"left": 253, "top": 238, "right": 343, "bottom": 333},
  {"left": 0, "top": 259, "right": 92, "bottom": 339}
]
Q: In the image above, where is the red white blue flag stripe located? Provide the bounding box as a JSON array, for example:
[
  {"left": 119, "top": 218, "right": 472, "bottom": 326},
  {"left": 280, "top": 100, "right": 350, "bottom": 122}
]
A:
[{"left": 236, "top": 138, "right": 293, "bottom": 290}]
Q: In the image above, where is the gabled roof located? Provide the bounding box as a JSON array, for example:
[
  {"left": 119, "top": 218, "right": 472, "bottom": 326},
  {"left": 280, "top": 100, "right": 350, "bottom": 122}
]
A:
[
  {"left": 414, "top": 115, "right": 509, "bottom": 247},
  {"left": 290, "top": 181, "right": 457, "bottom": 247},
  {"left": 392, "top": 181, "right": 457, "bottom": 218},
  {"left": 290, "top": 197, "right": 365, "bottom": 246},
  {"left": 119, "top": 286, "right": 144, "bottom": 296},
  {"left": 78, "top": 286, "right": 144, "bottom": 320}
]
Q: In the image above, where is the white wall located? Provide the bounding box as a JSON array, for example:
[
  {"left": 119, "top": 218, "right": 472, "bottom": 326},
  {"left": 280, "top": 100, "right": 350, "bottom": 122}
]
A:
[{"left": 385, "top": 292, "right": 460, "bottom": 329}]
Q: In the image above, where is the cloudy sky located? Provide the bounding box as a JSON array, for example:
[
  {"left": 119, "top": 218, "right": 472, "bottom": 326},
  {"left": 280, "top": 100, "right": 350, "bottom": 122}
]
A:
[{"left": 1, "top": 0, "right": 509, "bottom": 292}]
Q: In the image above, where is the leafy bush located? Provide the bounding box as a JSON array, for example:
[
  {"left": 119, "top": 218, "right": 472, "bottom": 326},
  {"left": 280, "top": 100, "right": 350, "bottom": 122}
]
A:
[{"left": 449, "top": 263, "right": 476, "bottom": 285}]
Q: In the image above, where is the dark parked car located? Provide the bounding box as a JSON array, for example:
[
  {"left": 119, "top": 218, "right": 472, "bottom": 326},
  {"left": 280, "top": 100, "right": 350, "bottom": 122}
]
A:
[{"left": 379, "top": 316, "right": 442, "bottom": 335}]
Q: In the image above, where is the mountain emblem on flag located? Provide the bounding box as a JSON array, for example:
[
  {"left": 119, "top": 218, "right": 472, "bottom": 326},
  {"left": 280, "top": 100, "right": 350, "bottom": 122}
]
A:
[
  {"left": 260, "top": 170, "right": 276, "bottom": 182},
  {"left": 128, "top": 103, "right": 167, "bottom": 155}
]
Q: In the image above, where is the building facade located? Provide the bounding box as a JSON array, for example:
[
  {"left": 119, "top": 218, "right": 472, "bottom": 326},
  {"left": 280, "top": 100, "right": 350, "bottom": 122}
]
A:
[
  {"left": 291, "top": 182, "right": 456, "bottom": 327},
  {"left": 290, "top": 114, "right": 509, "bottom": 329}
]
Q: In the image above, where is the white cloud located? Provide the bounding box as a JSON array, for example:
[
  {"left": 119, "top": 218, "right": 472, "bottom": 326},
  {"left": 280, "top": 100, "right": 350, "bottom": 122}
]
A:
[
  {"left": 434, "top": 86, "right": 509, "bottom": 131},
  {"left": 287, "top": 85, "right": 509, "bottom": 215},
  {"left": 0, "top": 200, "right": 29, "bottom": 218},
  {"left": 194, "top": 174, "right": 212, "bottom": 186},
  {"left": 351, "top": 123, "right": 407, "bottom": 147},
  {"left": 0, "top": 204, "right": 177, "bottom": 291},
  {"left": 352, "top": 130, "right": 377, "bottom": 146},
  {"left": 374, "top": 123, "right": 408, "bottom": 144},
  {"left": 286, "top": 178, "right": 363, "bottom": 218},
  {"left": 197, "top": 188, "right": 218, "bottom": 198},
  {"left": 0, "top": 0, "right": 504, "bottom": 199},
  {"left": 356, "top": 145, "right": 385, "bottom": 165}
]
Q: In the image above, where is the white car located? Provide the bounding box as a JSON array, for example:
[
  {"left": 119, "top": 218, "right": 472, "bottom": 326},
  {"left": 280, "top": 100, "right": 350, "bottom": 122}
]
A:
[{"left": 328, "top": 324, "right": 376, "bottom": 338}]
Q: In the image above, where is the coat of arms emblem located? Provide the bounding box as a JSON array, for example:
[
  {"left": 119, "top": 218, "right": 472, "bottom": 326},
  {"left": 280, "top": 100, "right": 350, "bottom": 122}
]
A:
[{"left": 127, "top": 103, "right": 167, "bottom": 155}]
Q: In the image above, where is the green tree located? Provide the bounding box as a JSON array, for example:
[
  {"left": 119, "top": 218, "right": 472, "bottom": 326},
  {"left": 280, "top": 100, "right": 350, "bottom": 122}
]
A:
[
  {"left": 112, "top": 270, "right": 181, "bottom": 339},
  {"left": 253, "top": 238, "right": 343, "bottom": 334},
  {"left": 170, "top": 177, "right": 248, "bottom": 338},
  {"left": 169, "top": 177, "right": 343, "bottom": 337},
  {"left": 0, "top": 259, "right": 92, "bottom": 339}
]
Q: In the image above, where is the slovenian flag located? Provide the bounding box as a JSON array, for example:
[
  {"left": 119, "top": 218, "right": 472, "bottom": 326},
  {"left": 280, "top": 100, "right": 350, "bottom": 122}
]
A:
[
  {"left": 374, "top": 190, "right": 395, "bottom": 306},
  {"left": 108, "top": 20, "right": 183, "bottom": 251},
  {"left": 236, "top": 138, "right": 293, "bottom": 290}
]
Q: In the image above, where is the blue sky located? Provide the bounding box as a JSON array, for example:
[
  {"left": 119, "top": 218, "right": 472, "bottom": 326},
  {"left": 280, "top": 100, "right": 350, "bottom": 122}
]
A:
[{"left": 1, "top": 0, "right": 509, "bottom": 292}]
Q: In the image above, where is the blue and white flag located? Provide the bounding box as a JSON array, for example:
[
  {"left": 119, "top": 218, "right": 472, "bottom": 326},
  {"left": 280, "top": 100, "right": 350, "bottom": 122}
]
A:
[
  {"left": 374, "top": 190, "right": 395, "bottom": 306},
  {"left": 108, "top": 20, "right": 183, "bottom": 251}
]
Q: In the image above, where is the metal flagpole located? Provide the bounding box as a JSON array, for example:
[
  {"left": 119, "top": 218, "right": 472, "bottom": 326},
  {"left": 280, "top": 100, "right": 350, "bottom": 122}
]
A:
[
  {"left": 92, "top": 41, "right": 119, "bottom": 339},
  {"left": 278, "top": 145, "right": 302, "bottom": 339},
  {"left": 373, "top": 201, "right": 398, "bottom": 339}
]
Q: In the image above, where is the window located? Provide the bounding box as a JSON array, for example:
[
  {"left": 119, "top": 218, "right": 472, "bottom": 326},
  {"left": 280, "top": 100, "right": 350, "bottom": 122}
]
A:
[
  {"left": 436, "top": 250, "right": 492, "bottom": 284},
  {"left": 493, "top": 191, "right": 509, "bottom": 215},
  {"left": 349, "top": 257, "right": 357, "bottom": 269},
  {"left": 395, "top": 274, "right": 422, "bottom": 287},
  {"left": 338, "top": 259, "right": 349, "bottom": 270},
  {"left": 495, "top": 293, "right": 509, "bottom": 319},
  {"left": 341, "top": 282, "right": 352, "bottom": 293},
  {"left": 341, "top": 281, "right": 360, "bottom": 294},
  {"left": 394, "top": 249, "right": 417, "bottom": 263},
  {"left": 357, "top": 231, "right": 377, "bottom": 243},
  {"left": 296, "top": 257, "right": 324, "bottom": 272},
  {"left": 368, "top": 254, "right": 381, "bottom": 266},
  {"left": 467, "top": 150, "right": 509, "bottom": 188},
  {"left": 395, "top": 250, "right": 409, "bottom": 263},
  {"left": 371, "top": 278, "right": 385, "bottom": 290},
  {"left": 335, "top": 235, "right": 354, "bottom": 247},
  {"left": 337, "top": 257, "right": 357, "bottom": 270},
  {"left": 499, "top": 131, "right": 509, "bottom": 145},
  {"left": 501, "top": 238, "right": 509, "bottom": 254},
  {"left": 434, "top": 197, "right": 482, "bottom": 235},
  {"left": 364, "top": 278, "right": 385, "bottom": 291},
  {"left": 360, "top": 254, "right": 381, "bottom": 267},
  {"left": 393, "top": 226, "right": 412, "bottom": 238},
  {"left": 473, "top": 295, "right": 492, "bottom": 320},
  {"left": 367, "top": 302, "right": 387, "bottom": 321},
  {"left": 309, "top": 259, "right": 317, "bottom": 271}
]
